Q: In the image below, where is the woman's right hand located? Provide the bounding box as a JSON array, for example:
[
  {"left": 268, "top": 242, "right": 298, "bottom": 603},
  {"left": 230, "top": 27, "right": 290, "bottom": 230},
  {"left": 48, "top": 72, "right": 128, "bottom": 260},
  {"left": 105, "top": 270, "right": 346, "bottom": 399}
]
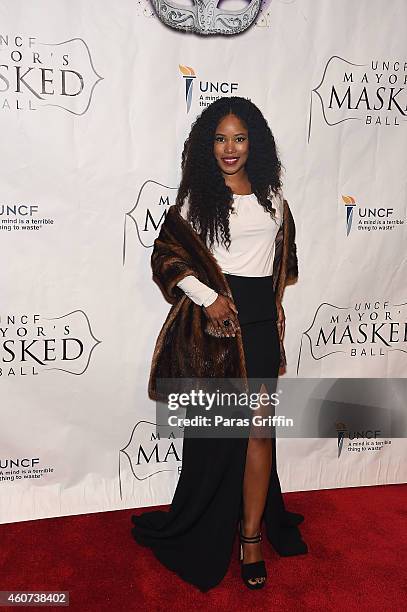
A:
[{"left": 203, "top": 295, "right": 239, "bottom": 337}]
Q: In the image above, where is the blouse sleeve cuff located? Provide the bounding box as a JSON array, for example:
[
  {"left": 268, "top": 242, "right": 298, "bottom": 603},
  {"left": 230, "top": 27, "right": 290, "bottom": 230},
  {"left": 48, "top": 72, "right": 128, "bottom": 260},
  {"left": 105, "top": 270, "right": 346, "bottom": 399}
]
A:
[{"left": 176, "top": 275, "right": 218, "bottom": 307}]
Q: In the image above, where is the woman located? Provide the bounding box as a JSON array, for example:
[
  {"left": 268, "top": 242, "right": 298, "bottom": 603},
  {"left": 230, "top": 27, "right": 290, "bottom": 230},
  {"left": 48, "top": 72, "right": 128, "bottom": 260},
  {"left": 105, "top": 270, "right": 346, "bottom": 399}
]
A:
[{"left": 131, "top": 96, "right": 307, "bottom": 592}]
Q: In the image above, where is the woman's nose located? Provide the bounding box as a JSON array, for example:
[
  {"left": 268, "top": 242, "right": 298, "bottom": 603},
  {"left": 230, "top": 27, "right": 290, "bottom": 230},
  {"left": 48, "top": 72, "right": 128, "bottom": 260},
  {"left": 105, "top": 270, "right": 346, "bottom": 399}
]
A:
[{"left": 224, "top": 139, "right": 236, "bottom": 153}]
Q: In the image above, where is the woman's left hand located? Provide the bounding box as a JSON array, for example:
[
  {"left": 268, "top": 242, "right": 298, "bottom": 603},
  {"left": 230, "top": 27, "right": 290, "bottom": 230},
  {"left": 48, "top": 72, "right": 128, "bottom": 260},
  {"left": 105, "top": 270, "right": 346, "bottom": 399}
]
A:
[{"left": 276, "top": 302, "right": 285, "bottom": 343}]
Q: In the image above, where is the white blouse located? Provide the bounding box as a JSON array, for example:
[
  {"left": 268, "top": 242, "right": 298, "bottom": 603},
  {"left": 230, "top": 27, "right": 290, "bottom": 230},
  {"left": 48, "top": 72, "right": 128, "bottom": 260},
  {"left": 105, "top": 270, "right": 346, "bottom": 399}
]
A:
[{"left": 176, "top": 191, "right": 284, "bottom": 307}]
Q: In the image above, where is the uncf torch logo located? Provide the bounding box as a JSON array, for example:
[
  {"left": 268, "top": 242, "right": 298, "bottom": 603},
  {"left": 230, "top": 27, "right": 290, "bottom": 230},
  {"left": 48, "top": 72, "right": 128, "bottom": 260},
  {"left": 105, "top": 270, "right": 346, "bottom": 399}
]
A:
[
  {"left": 179, "top": 65, "right": 196, "bottom": 113},
  {"left": 342, "top": 195, "right": 356, "bottom": 236}
]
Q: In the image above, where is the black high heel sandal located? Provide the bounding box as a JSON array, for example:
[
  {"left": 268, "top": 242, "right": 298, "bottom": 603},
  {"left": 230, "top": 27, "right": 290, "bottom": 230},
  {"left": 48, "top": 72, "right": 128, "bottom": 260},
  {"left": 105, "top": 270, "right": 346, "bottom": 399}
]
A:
[{"left": 239, "top": 523, "right": 267, "bottom": 590}]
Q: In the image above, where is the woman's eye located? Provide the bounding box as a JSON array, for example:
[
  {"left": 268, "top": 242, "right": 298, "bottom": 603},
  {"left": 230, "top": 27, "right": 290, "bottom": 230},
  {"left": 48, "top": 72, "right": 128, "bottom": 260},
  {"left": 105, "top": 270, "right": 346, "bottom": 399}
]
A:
[{"left": 214, "top": 135, "right": 246, "bottom": 143}]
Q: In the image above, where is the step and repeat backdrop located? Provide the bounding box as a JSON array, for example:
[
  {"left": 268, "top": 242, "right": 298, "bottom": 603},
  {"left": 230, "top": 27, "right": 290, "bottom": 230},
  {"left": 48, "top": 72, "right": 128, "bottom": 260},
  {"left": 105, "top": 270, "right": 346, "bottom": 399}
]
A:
[{"left": 1, "top": 0, "right": 406, "bottom": 523}]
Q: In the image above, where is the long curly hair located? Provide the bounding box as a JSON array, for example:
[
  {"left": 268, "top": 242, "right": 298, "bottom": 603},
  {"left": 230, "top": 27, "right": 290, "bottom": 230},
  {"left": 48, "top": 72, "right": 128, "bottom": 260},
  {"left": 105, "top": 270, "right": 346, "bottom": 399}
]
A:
[{"left": 175, "top": 96, "right": 283, "bottom": 250}]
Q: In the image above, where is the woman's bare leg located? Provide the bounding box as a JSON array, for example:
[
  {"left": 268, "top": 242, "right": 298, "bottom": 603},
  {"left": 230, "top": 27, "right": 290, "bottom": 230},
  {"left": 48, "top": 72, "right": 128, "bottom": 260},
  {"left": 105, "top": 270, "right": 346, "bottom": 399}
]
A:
[{"left": 241, "top": 383, "right": 272, "bottom": 564}]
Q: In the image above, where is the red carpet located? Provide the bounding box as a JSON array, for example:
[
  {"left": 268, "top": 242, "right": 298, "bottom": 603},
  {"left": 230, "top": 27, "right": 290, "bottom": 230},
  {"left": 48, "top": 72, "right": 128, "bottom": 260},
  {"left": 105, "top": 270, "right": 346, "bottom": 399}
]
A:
[{"left": 0, "top": 485, "right": 406, "bottom": 611}]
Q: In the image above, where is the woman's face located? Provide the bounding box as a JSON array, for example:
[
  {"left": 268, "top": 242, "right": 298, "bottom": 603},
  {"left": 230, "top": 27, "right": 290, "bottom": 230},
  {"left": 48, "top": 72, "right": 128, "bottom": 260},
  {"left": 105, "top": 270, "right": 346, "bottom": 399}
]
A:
[{"left": 213, "top": 113, "right": 249, "bottom": 177}]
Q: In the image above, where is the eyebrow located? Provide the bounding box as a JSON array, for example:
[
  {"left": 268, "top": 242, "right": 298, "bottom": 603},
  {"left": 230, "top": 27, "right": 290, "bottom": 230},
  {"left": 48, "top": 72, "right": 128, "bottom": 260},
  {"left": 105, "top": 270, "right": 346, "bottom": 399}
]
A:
[{"left": 215, "top": 132, "right": 248, "bottom": 136}]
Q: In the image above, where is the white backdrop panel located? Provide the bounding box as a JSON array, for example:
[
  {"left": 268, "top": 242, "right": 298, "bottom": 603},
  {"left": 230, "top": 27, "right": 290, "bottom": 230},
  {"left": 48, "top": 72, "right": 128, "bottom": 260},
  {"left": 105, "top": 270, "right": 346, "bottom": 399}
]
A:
[{"left": 0, "top": 0, "right": 406, "bottom": 523}]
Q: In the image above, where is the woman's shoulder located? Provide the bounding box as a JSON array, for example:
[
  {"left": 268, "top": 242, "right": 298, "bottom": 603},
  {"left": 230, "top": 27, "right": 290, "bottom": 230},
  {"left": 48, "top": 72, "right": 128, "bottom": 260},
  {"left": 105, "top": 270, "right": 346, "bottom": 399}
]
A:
[
  {"left": 167, "top": 197, "right": 195, "bottom": 231},
  {"left": 164, "top": 195, "right": 189, "bottom": 223},
  {"left": 267, "top": 187, "right": 284, "bottom": 223},
  {"left": 176, "top": 195, "right": 190, "bottom": 221}
]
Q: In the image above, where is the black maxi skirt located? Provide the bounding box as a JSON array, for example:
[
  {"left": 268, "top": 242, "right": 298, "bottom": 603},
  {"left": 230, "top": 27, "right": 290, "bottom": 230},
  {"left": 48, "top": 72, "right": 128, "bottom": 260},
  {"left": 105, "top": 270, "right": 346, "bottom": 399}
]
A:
[{"left": 131, "top": 274, "right": 305, "bottom": 592}]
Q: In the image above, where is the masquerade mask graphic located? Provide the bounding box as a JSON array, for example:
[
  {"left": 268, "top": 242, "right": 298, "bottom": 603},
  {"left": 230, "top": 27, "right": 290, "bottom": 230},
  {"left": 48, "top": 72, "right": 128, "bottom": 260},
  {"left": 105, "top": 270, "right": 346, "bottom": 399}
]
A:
[{"left": 150, "top": 0, "right": 262, "bottom": 35}]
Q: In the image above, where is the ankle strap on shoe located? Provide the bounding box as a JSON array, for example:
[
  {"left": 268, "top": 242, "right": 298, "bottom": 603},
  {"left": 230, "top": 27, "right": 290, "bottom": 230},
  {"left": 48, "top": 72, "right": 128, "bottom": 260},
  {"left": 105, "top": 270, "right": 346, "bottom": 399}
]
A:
[{"left": 240, "top": 532, "right": 262, "bottom": 544}]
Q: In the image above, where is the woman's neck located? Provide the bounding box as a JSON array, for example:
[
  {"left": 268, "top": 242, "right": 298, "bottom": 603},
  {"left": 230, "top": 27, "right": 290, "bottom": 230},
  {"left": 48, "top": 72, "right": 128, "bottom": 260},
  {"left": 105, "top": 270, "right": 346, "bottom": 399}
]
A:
[
  {"left": 231, "top": 187, "right": 253, "bottom": 196},
  {"left": 223, "top": 174, "right": 252, "bottom": 196}
]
